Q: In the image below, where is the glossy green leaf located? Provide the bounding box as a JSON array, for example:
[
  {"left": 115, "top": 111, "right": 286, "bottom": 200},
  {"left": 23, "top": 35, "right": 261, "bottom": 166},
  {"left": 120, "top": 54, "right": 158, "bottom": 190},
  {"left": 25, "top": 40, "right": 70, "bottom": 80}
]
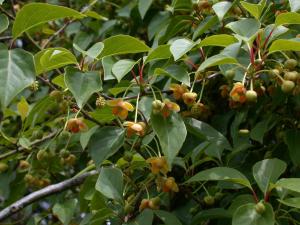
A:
[
  {"left": 154, "top": 210, "right": 182, "bottom": 225},
  {"left": 186, "top": 167, "right": 252, "bottom": 189},
  {"left": 88, "top": 126, "right": 125, "bottom": 166},
  {"left": 0, "top": 48, "right": 35, "bottom": 109},
  {"left": 80, "top": 126, "right": 99, "bottom": 150},
  {"left": 84, "top": 10, "right": 108, "bottom": 21},
  {"left": 172, "top": 0, "right": 192, "bottom": 11},
  {"left": 95, "top": 167, "right": 124, "bottom": 202},
  {"left": 65, "top": 67, "right": 102, "bottom": 108},
  {"left": 199, "top": 34, "right": 238, "bottom": 47},
  {"left": 276, "top": 178, "right": 300, "bottom": 193},
  {"left": 250, "top": 115, "right": 278, "bottom": 144},
  {"left": 73, "top": 42, "right": 104, "bottom": 59},
  {"left": 170, "top": 38, "right": 195, "bottom": 61},
  {"left": 278, "top": 197, "right": 300, "bottom": 209},
  {"left": 35, "top": 48, "right": 78, "bottom": 75},
  {"left": 253, "top": 158, "right": 287, "bottom": 194},
  {"left": 89, "top": 107, "right": 116, "bottom": 124},
  {"left": 151, "top": 112, "right": 187, "bottom": 166},
  {"left": 185, "top": 118, "right": 231, "bottom": 159},
  {"left": 52, "top": 74, "right": 66, "bottom": 89},
  {"left": 198, "top": 54, "right": 238, "bottom": 71},
  {"left": 289, "top": 0, "right": 300, "bottom": 12},
  {"left": 138, "top": 0, "right": 153, "bottom": 19},
  {"left": 269, "top": 39, "right": 300, "bottom": 53},
  {"left": 226, "top": 18, "right": 260, "bottom": 41},
  {"left": 144, "top": 45, "right": 171, "bottom": 64},
  {"left": 212, "top": 1, "right": 232, "bottom": 21},
  {"left": 232, "top": 203, "right": 275, "bottom": 225},
  {"left": 0, "top": 14, "right": 9, "bottom": 34},
  {"left": 12, "top": 3, "right": 84, "bottom": 38},
  {"left": 102, "top": 56, "right": 117, "bottom": 80},
  {"left": 191, "top": 208, "right": 231, "bottom": 224},
  {"left": 228, "top": 195, "right": 255, "bottom": 215},
  {"left": 112, "top": 59, "right": 138, "bottom": 82},
  {"left": 284, "top": 130, "right": 300, "bottom": 166},
  {"left": 275, "top": 12, "right": 300, "bottom": 26},
  {"left": 52, "top": 199, "right": 78, "bottom": 225},
  {"left": 98, "top": 35, "right": 151, "bottom": 58},
  {"left": 192, "top": 15, "right": 218, "bottom": 40},
  {"left": 241, "top": 0, "right": 266, "bottom": 20},
  {"left": 154, "top": 65, "right": 190, "bottom": 86},
  {"left": 127, "top": 209, "right": 153, "bottom": 225}
]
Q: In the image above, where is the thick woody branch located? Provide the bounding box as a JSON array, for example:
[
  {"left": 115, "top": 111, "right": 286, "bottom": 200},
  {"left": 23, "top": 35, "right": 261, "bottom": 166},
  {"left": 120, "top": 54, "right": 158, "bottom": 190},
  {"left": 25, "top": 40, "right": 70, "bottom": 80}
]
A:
[{"left": 0, "top": 170, "right": 98, "bottom": 221}]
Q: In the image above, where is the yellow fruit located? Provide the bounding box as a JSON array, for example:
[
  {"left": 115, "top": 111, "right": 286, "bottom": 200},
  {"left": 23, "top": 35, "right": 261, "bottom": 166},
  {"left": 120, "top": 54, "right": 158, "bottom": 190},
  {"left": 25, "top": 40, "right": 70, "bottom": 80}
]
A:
[
  {"left": 284, "top": 59, "right": 298, "bottom": 70},
  {"left": 284, "top": 71, "right": 298, "bottom": 81},
  {"left": 246, "top": 90, "right": 258, "bottom": 102},
  {"left": 281, "top": 80, "right": 295, "bottom": 93}
]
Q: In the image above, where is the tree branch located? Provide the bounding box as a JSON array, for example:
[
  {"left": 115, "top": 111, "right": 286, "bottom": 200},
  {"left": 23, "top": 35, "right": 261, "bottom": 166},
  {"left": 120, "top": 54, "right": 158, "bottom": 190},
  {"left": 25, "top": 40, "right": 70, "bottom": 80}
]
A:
[
  {"left": 0, "top": 131, "right": 58, "bottom": 161},
  {"left": 0, "top": 170, "right": 98, "bottom": 221}
]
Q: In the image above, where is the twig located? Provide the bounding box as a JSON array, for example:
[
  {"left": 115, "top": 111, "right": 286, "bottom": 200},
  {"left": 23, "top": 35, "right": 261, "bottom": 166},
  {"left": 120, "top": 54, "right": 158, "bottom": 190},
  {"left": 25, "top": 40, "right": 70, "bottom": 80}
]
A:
[
  {"left": 0, "top": 36, "right": 13, "bottom": 41},
  {"left": 0, "top": 170, "right": 98, "bottom": 221},
  {"left": 0, "top": 6, "right": 14, "bottom": 20},
  {"left": 0, "top": 131, "right": 57, "bottom": 161}
]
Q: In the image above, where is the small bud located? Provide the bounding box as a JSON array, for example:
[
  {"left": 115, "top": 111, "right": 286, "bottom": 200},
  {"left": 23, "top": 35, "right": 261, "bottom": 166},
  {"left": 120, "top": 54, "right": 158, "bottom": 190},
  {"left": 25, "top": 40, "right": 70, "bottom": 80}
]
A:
[{"left": 96, "top": 96, "right": 106, "bottom": 108}]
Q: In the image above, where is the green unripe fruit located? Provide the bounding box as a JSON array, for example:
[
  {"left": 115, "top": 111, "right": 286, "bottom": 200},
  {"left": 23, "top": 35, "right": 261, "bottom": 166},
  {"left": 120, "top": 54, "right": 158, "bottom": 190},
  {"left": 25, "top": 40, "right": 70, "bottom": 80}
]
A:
[
  {"left": 0, "top": 162, "right": 8, "bottom": 173},
  {"left": 36, "top": 150, "right": 48, "bottom": 161},
  {"left": 239, "top": 129, "right": 250, "bottom": 137},
  {"left": 123, "top": 151, "right": 133, "bottom": 162},
  {"left": 152, "top": 100, "right": 163, "bottom": 110},
  {"left": 270, "top": 69, "right": 280, "bottom": 78},
  {"left": 225, "top": 70, "right": 235, "bottom": 80},
  {"left": 246, "top": 90, "right": 258, "bottom": 102},
  {"left": 284, "top": 59, "right": 298, "bottom": 70},
  {"left": 215, "top": 192, "right": 224, "bottom": 201},
  {"left": 284, "top": 71, "right": 298, "bottom": 81},
  {"left": 255, "top": 202, "right": 266, "bottom": 214},
  {"left": 204, "top": 195, "right": 215, "bottom": 206},
  {"left": 31, "top": 130, "right": 43, "bottom": 140},
  {"left": 49, "top": 90, "right": 63, "bottom": 102},
  {"left": 281, "top": 80, "right": 295, "bottom": 93},
  {"left": 59, "top": 149, "right": 70, "bottom": 158},
  {"left": 60, "top": 130, "right": 71, "bottom": 139},
  {"left": 189, "top": 207, "right": 198, "bottom": 215}
]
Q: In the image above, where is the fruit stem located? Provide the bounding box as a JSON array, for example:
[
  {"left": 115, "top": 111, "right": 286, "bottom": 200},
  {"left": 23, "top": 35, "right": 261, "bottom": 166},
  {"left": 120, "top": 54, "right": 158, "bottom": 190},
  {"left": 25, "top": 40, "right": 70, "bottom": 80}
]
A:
[
  {"left": 134, "top": 94, "right": 140, "bottom": 123},
  {"left": 197, "top": 79, "right": 206, "bottom": 103}
]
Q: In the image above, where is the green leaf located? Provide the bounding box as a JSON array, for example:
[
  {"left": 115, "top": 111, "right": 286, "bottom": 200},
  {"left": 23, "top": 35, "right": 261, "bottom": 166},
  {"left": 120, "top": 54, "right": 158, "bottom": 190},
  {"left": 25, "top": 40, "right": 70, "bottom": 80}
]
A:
[
  {"left": 275, "top": 12, "right": 300, "bottom": 26},
  {"left": 52, "top": 199, "right": 78, "bottom": 225},
  {"left": 12, "top": 3, "right": 84, "bottom": 38},
  {"left": 250, "top": 116, "right": 278, "bottom": 144},
  {"left": 73, "top": 42, "right": 104, "bottom": 59},
  {"left": 64, "top": 67, "right": 102, "bottom": 108},
  {"left": 186, "top": 167, "right": 252, "bottom": 189},
  {"left": 198, "top": 54, "right": 238, "bottom": 71},
  {"left": 144, "top": 45, "right": 171, "bottom": 64},
  {"left": 172, "top": 0, "right": 192, "bottom": 11},
  {"left": 80, "top": 126, "right": 99, "bottom": 150},
  {"left": 212, "top": 1, "right": 232, "bottom": 21},
  {"left": 89, "top": 106, "right": 116, "bottom": 124},
  {"left": 84, "top": 10, "right": 108, "bottom": 21},
  {"left": 192, "top": 15, "right": 218, "bottom": 40},
  {"left": 0, "top": 14, "right": 9, "bottom": 34},
  {"left": 0, "top": 0, "right": 5, "bottom": 4},
  {"left": 284, "top": 130, "right": 300, "bottom": 166},
  {"left": 170, "top": 38, "right": 195, "bottom": 61},
  {"left": 226, "top": 18, "right": 260, "bottom": 41},
  {"left": 252, "top": 158, "right": 287, "bottom": 194},
  {"left": 232, "top": 203, "right": 275, "bottom": 225},
  {"left": 102, "top": 56, "right": 117, "bottom": 80},
  {"left": 35, "top": 48, "right": 78, "bottom": 75},
  {"left": 184, "top": 118, "right": 231, "bottom": 159},
  {"left": 88, "top": 126, "right": 125, "bottom": 166},
  {"left": 95, "top": 167, "right": 124, "bottom": 202},
  {"left": 240, "top": 0, "right": 266, "bottom": 20},
  {"left": 112, "top": 59, "right": 138, "bottom": 82},
  {"left": 269, "top": 39, "right": 300, "bottom": 53},
  {"left": 154, "top": 210, "right": 182, "bottom": 225},
  {"left": 138, "top": 0, "right": 153, "bottom": 19},
  {"left": 154, "top": 65, "right": 190, "bottom": 86},
  {"left": 0, "top": 48, "right": 35, "bottom": 109},
  {"left": 127, "top": 209, "right": 153, "bottom": 225},
  {"left": 289, "top": 0, "right": 300, "bottom": 12},
  {"left": 151, "top": 112, "right": 187, "bottom": 166},
  {"left": 199, "top": 34, "right": 238, "bottom": 47},
  {"left": 98, "top": 35, "right": 151, "bottom": 58},
  {"left": 17, "top": 97, "right": 29, "bottom": 121},
  {"left": 52, "top": 74, "right": 66, "bottom": 89},
  {"left": 191, "top": 208, "right": 231, "bottom": 224},
  {"left": 276, "top": 178, "right": 300, "bottom": 193},
  {"left": 278, "top": 197, "right": 300, "bottom": 209}
]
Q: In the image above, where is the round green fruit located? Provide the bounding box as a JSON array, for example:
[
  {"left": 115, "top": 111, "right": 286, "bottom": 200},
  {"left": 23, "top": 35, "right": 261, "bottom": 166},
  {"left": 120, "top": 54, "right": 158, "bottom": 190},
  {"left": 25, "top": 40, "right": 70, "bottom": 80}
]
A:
[
  {"left": 225, "top": 70, "right": 235, "bottom": 80},
  {"left": 284, "top": 59, "right": 298, "bottom": 70},
  {"left": 246, "top": 90, "right": 258, "bottom": 102},
  {"left": 281, "top": 80, "right": 295, "bottom": 93},
  {"left": 204, "top": 195, "right": 215, "bottom": 206},
  {"left": 255, "top": 202, "right": 266, "bottom": 214}
]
